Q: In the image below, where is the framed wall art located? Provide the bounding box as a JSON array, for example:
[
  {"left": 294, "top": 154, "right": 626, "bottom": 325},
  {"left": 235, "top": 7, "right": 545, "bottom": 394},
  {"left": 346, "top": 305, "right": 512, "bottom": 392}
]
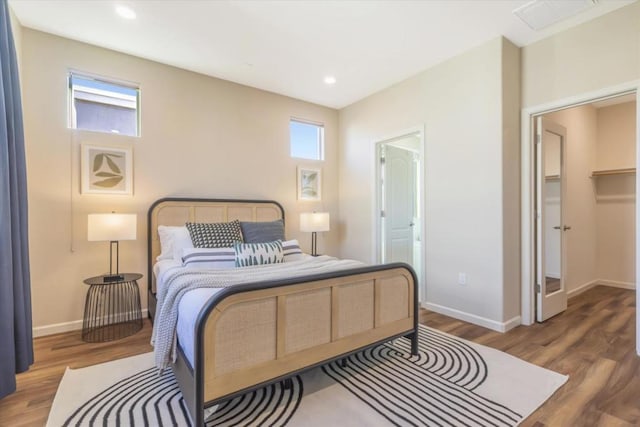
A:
[
  {"left": 297, "top": 167, "right": 321, "bottom": 201},
  {"left": 81, "top": 144, "right": 133, "bottom": 195}
]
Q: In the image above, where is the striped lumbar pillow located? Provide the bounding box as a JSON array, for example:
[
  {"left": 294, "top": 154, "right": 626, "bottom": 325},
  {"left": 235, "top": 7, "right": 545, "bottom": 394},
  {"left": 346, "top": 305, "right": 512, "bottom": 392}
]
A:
[
  {"left": 282, "top": 239, "right": 304, "bottom": 261},
  {"left": 181, "top": 247, "right": 236, "bottom": 269},
  {"left": 234, "top": 240, "right": 284, "bottom": 267}
]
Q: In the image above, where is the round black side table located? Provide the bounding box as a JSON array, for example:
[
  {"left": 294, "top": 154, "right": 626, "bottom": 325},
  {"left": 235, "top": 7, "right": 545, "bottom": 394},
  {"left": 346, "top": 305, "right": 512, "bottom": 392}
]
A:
[{"left": 82, "top": 273, "right": 143, "bottom": 342}]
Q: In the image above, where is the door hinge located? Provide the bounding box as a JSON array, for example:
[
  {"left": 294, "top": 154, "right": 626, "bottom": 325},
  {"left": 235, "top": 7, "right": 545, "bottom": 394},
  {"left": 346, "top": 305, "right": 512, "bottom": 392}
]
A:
[
  {"left": 381, "top": 210, "right": 386, "bottom": 218},
  {"left": 380, "top": 157, "right": 386, "bottom": 165},
  {"left": 536, "top": 284, "right": 541, "bottom": 293},
  {"left": 535, "top": 134, "right": 541, "bottom": 145}
]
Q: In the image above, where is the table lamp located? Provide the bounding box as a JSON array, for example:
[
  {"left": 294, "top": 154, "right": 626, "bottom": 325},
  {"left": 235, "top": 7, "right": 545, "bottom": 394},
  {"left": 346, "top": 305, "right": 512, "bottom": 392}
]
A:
[
  {"left": 88, "top": 212, "right": 137, "bottom": 282},
  {"left": 300, "top": 212, "right": 330, "bottom": 256}
]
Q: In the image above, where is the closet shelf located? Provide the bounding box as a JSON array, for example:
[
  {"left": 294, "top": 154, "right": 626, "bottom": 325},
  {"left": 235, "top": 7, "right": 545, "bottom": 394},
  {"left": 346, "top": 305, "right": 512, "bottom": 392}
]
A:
[{"left": 590, "top": 168, "right": 636, "bottom": 177}]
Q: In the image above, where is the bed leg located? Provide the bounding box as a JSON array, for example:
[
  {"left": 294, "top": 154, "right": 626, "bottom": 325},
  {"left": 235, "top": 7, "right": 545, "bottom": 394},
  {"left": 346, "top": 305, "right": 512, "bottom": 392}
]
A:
[
  {"left": 406, "top": 331, "right": 419, "bottom": 356},
  {"left": 282, "top": 378, "right": 293, "bottom": 390}
]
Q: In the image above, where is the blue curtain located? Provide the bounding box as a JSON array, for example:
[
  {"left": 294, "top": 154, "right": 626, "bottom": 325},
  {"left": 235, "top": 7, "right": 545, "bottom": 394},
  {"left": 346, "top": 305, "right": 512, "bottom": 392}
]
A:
[{"left": 0, "top": 0, "right": 33, "bottom": 400}]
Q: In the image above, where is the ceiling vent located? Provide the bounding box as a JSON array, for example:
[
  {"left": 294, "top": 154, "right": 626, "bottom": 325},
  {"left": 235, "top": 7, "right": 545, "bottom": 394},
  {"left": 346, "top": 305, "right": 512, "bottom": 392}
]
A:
[{"left": 513, "top": 0, "right": 598, "bottom": 31}]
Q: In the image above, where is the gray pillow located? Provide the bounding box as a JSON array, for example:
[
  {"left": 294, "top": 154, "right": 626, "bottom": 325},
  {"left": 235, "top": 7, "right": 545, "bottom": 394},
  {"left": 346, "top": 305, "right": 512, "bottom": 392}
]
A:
[{"left": 240, "top": 220, "right": 285, "bottom": 243}]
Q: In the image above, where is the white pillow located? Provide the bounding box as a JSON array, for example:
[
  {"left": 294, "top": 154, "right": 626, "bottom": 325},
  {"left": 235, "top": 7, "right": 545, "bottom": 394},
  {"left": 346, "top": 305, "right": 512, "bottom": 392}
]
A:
[
  {"left": 157, "top": 225, "right": 194, "bottom": 261},
  {"left": 182, "top": 247, "right": 236, "bottom": 269}
]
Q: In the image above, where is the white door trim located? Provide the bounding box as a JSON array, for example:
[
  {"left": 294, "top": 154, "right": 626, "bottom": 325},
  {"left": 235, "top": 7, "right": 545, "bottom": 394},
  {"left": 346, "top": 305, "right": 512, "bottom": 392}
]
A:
[
  {"left": 520, "top": 81, "right": 640, "bottom": 354},
  {"left": 373, "top": 125, "right": 426, "bottom": 301}
]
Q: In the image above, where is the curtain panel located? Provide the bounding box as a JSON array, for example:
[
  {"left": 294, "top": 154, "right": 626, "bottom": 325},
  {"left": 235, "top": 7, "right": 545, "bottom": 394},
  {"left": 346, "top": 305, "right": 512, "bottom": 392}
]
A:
[{"left": 0, "top": 0, "right": 34, "bottom": 400}]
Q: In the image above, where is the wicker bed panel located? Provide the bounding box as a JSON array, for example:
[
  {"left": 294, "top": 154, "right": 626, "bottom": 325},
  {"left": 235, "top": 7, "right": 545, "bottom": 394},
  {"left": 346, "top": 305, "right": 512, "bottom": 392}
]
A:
[
  {"left": 283, "top": 288, "right": 332, "bottom": 354},
  {"left": 334, "top": 281, "right": 375, "bottom": 339},
  {"left": 376, "top": 275, "right": 411, "bottom": 326},
  {"left": 212, "top": 298, "right": 277, "bottom": 376}
]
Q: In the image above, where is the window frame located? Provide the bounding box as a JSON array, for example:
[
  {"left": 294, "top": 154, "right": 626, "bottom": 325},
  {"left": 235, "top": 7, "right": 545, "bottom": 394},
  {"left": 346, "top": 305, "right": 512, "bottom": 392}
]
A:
[
  {"left": 68, "top": 71, "right": 141, "bottom": 137},
  {"left": 289, "top": 117, "right": 325, "bottom": 161}
]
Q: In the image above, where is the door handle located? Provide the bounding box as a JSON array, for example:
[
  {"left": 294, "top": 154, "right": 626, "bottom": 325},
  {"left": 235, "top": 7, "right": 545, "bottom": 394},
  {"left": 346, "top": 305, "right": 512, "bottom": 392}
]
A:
[
  {"left": 409, "top": 222, "right": 415, "bottom": 227},
  {"left": 553, "top": 226, "right": 561, "bottom": 230},
  {"left": 563, "top": 225, "right": 571, "bottom": 231}
]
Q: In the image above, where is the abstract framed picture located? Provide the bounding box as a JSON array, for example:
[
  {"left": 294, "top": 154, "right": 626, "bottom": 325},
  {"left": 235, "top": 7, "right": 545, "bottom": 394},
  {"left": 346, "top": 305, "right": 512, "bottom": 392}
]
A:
[
  {"left": 81, "top": 144, "right": 133, "bottom": 195},
  {"left": 297, "top": 167, "right": 321, "bottom": 201}
]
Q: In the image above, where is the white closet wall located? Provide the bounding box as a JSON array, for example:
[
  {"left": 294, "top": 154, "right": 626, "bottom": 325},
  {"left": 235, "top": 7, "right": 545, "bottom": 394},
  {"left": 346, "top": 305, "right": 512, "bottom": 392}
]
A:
[{"left": 595, "top": 101, "right": 637, "bottom": 286}]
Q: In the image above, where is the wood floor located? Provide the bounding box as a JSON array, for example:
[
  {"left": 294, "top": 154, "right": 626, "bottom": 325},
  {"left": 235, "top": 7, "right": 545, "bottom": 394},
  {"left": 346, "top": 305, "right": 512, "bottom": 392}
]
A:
[
  {"left": 0, "top": 285, "right": 637, "bottom": 426},
  {"left": 0, "top": 321, "right": 153, "bottom": 427}
]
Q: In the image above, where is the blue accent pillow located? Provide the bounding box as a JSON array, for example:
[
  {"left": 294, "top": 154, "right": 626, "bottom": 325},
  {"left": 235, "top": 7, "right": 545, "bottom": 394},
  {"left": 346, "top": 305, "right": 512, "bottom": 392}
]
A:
[{"left": 240, "top": 220, "right": 285, "bottom": 243}]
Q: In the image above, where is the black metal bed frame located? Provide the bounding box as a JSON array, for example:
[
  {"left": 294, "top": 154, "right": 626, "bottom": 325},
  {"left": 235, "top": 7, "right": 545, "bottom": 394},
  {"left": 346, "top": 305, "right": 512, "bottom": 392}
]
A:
[{"left": 147, "top": 197, "right": 419, "bottom": 426}]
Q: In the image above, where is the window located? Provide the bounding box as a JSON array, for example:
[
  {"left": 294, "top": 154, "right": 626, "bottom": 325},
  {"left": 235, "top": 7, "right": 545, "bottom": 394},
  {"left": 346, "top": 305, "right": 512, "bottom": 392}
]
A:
[
  {"left": 290, "top": 119, "right": 324, "bottom": 160},
  {"left": 69, "top": 73, "right": 140, "bottom": 137}
]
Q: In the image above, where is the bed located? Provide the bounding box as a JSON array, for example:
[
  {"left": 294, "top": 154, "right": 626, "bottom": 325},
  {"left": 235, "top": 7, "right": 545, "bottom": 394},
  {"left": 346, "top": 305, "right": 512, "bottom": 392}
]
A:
[{"left": 147, "top": 197, "right": 419, "bottom": 426}]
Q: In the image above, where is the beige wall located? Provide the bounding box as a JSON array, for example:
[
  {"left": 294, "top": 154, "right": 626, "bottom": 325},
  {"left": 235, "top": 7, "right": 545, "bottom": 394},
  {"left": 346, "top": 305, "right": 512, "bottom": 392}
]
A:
[
  {"left": 501, "top": 39, "right": 521, "bottom": 321},
  {"left": 545, "top": 105, "right": 598, "bottom": 293},
  {"left": 522, "top": 1, "right": 640, "bottom": 109},
  {"left": 595, "top": 101, "right": 636, "bottom": 284},
  {"left": 338, "top": 37, "right": 520, "bottom": 329},
  {"left": 22, "top": 29, "right": 339, "bottom": 332},
  {"left": 596, "top": 102, "right": 637, "bottom": 170}
]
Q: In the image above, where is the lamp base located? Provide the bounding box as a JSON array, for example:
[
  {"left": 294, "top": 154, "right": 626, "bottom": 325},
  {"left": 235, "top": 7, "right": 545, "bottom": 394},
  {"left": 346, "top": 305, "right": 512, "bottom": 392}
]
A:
[{"left": 103, "top": 274, "right": 124, "bottom": 283}]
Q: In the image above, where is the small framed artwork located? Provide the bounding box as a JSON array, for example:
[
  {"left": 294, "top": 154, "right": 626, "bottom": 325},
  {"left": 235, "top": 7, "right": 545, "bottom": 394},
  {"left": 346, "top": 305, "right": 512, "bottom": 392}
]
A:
[
  {"left": 297, "top": 167, "right": 321, "bottom": 201},
  {"left": 81, "top": 144, "right": 133, "bottom": 195}
]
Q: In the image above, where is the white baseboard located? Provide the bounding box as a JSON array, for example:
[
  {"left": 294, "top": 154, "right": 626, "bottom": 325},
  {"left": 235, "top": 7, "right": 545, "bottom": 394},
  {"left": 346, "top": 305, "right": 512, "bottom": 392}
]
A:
[
  {"left": 422, "top": 302, "right": 521, "bottom": 333},
  {"left": 568, "top": 279, "right": 636, "bottom": 300},
  {"left": 567, "top": 280, "right": 600, "bottom": 299},
  {"left": 33, "top": 309, "right": 148, "bottom": 338},
  {"left": 597, "top": 279, "right": 636, "bottom": 290}
]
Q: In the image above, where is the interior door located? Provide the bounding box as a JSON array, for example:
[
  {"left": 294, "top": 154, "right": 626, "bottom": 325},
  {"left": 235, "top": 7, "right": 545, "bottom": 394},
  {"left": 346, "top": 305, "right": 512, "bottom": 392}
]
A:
[
  {"left": 383, "top": 145, "right": 416, "bottom": 265},
  {"left": 536, "top": 116, "right": 568, "bottom": 322}
]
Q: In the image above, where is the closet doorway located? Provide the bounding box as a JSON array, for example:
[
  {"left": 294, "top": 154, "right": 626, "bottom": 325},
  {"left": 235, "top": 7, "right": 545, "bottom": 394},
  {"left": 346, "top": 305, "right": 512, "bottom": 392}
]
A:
[
  {"left": 532, "top": 93, "right": 637, "bottom": 323},
  {"left": 374, "top": 129, "right": 425, "bottom": 301}
]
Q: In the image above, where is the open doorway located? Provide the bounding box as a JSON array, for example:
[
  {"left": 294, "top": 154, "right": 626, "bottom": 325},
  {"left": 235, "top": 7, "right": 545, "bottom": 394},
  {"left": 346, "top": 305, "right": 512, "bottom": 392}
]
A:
[
  {"left": 375, "top": 130, "right": 425, "bottom": 301},
  {"left": 522, "top": 87, "right": 639, "bottom": 342}
]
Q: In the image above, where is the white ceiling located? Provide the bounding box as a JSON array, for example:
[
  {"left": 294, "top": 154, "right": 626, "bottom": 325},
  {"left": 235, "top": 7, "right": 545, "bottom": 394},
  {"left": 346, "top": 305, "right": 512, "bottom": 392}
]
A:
[{"left": 9, "top": 0, "right": 636, "bottom": 109}]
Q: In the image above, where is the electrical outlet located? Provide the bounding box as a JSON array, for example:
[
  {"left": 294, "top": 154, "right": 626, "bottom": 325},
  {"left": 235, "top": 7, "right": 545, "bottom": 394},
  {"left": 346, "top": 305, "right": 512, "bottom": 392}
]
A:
[{"left": 458, "top": 273, "right": 467, "bottom": 286}]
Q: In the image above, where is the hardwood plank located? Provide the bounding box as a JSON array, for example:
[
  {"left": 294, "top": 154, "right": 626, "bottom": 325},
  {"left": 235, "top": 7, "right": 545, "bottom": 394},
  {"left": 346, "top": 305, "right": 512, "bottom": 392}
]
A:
[
  {"left": 0, "top": 285, "right": 637, "bottom": 426},
  {"left": 0, "top": 321, "right": 153, "bottom": 427}
]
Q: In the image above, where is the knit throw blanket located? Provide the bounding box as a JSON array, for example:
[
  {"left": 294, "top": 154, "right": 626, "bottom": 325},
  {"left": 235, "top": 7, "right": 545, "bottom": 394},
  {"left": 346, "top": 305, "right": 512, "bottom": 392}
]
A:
[{"left": 151, "top": 256, "right": 365, "bottom": 370}]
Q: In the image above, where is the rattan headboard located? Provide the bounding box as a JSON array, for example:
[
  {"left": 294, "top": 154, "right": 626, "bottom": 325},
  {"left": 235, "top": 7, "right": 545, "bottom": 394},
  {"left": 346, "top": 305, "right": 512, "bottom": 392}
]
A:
[{"left": 147, "top": 198, "right": 285, "bottom": 293}]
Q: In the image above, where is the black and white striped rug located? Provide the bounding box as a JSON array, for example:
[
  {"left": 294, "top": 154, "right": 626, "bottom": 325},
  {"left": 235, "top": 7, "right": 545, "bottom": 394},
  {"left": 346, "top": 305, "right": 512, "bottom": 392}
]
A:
[{"left": 47, "top": 326, "right": 567, "bottom": 426}]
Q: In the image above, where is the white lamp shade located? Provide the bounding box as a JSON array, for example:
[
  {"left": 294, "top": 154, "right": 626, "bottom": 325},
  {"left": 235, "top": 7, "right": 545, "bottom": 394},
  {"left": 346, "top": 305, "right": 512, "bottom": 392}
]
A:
[
  {"left": 88, "top": 213, "right": 137, "bottom": 241},
  {"left": 300, "top": 212, "right": 330, "bottom": 232}
]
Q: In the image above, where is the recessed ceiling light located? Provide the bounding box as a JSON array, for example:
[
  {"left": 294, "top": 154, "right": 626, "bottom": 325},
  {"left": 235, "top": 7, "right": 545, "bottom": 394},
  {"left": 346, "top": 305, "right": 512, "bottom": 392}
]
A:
[
  {"left": 324, "top": 76, "right": 336, "bottom": 85},
  {"left": 115, "top": 5, "right": 136, "bottom": 20}
]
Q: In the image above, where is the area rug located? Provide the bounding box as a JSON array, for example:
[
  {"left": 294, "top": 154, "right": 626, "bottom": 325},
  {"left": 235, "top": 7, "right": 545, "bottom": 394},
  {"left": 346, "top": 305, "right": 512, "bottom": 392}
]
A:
[{"left": 47, "top": 325, "right": 567, "bottom": 426}]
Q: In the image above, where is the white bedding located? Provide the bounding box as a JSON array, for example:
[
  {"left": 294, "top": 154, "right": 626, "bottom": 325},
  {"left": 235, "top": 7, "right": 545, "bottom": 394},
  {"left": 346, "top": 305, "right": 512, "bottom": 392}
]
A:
[
  {"left": 176, "top": 287, "right": 222, "bottom": 366},
  {"left": 151, "top": 256, "right": 366, "bottom": 370}
]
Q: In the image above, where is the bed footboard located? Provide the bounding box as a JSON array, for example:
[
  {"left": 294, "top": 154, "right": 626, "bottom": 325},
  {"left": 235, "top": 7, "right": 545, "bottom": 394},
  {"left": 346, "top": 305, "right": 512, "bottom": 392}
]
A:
[{"left": 178, "top": 263, "right": 418, "bottom": 426}]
